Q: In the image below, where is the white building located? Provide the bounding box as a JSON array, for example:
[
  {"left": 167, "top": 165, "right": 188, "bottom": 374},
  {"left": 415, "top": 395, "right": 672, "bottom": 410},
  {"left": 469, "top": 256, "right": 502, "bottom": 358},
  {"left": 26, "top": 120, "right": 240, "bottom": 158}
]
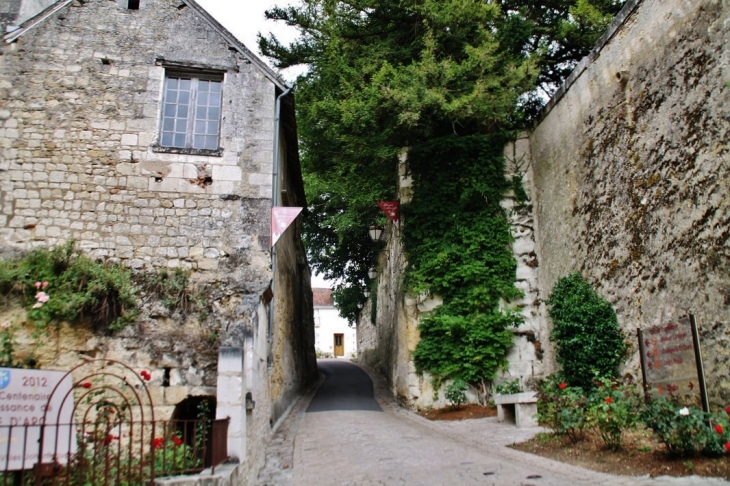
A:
[{"left": 313, "top": 288, "right": 357, "bottom": 358}]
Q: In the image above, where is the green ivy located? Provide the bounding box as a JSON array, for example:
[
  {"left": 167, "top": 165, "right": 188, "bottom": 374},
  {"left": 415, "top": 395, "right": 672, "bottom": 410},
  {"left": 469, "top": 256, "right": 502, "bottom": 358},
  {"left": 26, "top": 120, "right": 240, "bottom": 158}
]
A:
[
  {"left": 546, "top": 273, "right": 626, "bottom": 390},
  {"left": 0, "top": 242, "right": 212, "bottom": 334},
  {"left": 406, "top": 134, "right": 522, "bottom": 390},
  {"left": 0, "top": 241, "right": 137, "bottom": 332}
]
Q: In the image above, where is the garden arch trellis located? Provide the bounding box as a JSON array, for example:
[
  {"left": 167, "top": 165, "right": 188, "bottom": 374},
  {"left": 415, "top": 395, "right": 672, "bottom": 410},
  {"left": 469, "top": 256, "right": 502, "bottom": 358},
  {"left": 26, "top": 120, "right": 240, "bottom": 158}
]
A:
[{"left": 35, "top": 358, "right": 157, "bottom": 485}]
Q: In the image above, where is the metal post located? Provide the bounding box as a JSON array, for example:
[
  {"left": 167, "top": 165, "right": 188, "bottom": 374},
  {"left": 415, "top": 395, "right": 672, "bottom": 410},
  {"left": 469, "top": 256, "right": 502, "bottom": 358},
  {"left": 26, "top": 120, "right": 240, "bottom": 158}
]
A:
[{"left": 689, "top": 314, "right": 710, "bottom": 412}]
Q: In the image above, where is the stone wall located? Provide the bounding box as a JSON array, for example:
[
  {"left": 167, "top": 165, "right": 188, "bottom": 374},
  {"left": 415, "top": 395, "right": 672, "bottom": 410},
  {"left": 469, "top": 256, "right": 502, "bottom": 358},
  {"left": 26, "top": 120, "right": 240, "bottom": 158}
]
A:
[
  {"left": 357, "top": 147, "right": 544, "bottom": 409},
  {"left": 529, "top": 0, "right": 730, "bottom": 405},
  {"left": 0, "top": 0, "right": 316, "bottom": 482},
  {"left": 0, "top": 0, "right": 274, "bottom": 281}
]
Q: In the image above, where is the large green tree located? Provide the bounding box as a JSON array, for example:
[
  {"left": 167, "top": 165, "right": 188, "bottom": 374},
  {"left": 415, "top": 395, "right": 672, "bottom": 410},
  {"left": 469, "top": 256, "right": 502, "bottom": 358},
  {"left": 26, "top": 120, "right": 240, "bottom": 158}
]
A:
[{"left": 261, "top": 0, "right": 626, "bottom": 380}]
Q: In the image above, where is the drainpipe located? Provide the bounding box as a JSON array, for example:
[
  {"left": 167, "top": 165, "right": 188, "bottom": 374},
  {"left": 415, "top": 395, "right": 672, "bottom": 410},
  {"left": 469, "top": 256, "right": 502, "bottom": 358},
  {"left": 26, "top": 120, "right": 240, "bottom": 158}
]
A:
[{"left": 269, "top": 85, "right": 293, "bottom": 346}]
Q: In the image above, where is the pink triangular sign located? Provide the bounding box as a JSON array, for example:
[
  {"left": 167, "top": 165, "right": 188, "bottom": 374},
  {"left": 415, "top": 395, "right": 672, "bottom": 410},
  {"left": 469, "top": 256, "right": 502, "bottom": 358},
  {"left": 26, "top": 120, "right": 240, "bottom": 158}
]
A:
[
  {"left": 377, "top": 201, "right": 400, "bottom": 222},
  {"left": 271, "top": 207, "right": 303, "bottom": 247}
]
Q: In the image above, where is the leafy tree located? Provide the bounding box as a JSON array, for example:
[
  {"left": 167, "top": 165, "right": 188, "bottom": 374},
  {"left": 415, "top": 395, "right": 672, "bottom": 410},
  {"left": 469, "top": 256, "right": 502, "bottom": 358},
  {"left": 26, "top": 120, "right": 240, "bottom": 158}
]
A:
[
  {"left": 546, "top": 273, "right": 626, "bottom": 390},
  {"left": 260, "top": 1, "right": 627, "bottom": 378}
]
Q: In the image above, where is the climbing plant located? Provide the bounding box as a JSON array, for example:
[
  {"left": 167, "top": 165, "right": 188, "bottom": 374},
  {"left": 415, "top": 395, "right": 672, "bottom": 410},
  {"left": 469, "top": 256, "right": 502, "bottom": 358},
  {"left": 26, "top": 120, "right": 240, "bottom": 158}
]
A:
[
  {"left": 407, "top": 134, "right": 523, "bottom": 396},
  {"left": 546, "top": 273, "right": 626, "bottom": 390},
  {"left": 0, "top": 241, "right": 137, "bottom": 332}
]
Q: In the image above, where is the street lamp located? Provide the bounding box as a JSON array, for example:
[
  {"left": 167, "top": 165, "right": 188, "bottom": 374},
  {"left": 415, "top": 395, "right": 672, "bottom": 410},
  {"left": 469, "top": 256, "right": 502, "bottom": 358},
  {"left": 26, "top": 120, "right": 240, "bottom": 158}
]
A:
[
  {"left": 368, "top": 224, "right": 383, "bottom": 242},
  {"left": 357, "top": 302, "right": 364, "bottom": 309},
  {"left": 368, "top": 267, "right": 377, "bottom": 279},
  {"left": 363, "top": 289, "right": 370, "bottom": 298}
]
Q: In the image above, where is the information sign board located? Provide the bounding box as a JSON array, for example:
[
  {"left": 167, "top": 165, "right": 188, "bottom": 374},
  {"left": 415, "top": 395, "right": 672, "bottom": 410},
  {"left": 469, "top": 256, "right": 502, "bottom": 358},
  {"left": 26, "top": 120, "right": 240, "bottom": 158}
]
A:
[
  {"left": 638, "top": 315, "right": 708, "bottom": 411},
  {"left": 0, "top": 368, "right": 76, "bottom": 471}
]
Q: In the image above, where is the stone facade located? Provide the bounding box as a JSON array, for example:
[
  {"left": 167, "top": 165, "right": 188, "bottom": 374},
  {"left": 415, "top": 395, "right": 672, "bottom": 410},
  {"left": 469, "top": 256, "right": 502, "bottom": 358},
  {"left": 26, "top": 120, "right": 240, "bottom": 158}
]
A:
[
  {"left": 0, "top": 0, "right": 316, "bottom": 482},
  {"left": 529, "top": 0, "right": 730, "bottom": 406}
]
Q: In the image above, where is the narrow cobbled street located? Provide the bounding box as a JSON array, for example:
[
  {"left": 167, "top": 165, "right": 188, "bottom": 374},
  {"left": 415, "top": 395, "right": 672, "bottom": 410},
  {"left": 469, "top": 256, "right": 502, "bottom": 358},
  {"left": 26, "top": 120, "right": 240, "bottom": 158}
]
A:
[{"left": 256, "top": 360, "right": 725, "bottom": 486}]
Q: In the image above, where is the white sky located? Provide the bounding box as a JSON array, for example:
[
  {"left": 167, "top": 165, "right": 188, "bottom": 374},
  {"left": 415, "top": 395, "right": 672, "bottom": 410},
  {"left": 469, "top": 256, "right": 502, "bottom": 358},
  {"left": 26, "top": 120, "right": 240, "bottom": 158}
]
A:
[{"left": 196, "top": 0, "right": 303, "bottom": 82}]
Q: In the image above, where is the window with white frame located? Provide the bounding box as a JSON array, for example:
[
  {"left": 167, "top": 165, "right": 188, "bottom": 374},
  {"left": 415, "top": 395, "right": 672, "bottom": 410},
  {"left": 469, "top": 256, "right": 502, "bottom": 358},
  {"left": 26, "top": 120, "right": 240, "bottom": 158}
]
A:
[{"left": 159, "top": 72, "right": 223, "bottom": 151}]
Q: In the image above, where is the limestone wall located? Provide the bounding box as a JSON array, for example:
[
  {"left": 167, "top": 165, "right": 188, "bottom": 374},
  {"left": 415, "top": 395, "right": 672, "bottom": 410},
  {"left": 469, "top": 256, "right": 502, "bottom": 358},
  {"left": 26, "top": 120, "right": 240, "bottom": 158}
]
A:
[
  {"left": 0, "top": 0, "right": 315, "bottom": 482},
  {"left": 0, "top": 0, "right": 274, "bottom": 282},
  {"left": 529, "top": 0, "right": 730, "bottom": 405},
  {"left": 357, "top": 147, "right": 544, "bottom": 409}
]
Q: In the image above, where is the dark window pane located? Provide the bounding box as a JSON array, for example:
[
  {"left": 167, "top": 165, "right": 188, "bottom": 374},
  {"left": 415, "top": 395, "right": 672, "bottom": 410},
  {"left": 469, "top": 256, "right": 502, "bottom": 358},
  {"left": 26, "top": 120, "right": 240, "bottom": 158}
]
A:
[
  {"left": 163, "top": 118, "right": 174, "bottom": 131},
  {"left": 164, "top": 104, "right": 176, "bottom": 117},
  {"left": 161, "top": 132, "right": 173, "bottom": 146},
  {"left": 174, "top": 133, "right": 186, "bottom": 147},
  {"left": 175, "top": 119, "right": 187, "bottom": 134}
]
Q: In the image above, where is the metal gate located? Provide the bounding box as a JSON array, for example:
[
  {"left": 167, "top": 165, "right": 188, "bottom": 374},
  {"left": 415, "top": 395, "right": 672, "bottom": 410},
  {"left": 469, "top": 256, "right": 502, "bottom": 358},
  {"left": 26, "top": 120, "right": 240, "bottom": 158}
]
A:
[{"left": 0, "top": 359, "right": 228, "bottom": 485}]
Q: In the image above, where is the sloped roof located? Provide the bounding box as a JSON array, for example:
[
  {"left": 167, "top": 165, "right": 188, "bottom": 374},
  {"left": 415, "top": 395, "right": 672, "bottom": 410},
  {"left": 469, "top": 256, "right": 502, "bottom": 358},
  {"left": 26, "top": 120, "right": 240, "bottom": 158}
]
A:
[
  {"left": 3, "top": 0, "right": 288, "bottom": 91},
  {"left": 312, "top": 288, "right": 334, "bottom": 307}
]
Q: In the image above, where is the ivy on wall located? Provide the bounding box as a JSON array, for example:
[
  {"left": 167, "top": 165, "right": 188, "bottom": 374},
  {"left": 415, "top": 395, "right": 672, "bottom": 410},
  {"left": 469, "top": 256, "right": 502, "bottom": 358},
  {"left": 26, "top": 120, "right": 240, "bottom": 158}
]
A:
[{"left": 406, "top": 134, "right": 523, "bottom": 391}]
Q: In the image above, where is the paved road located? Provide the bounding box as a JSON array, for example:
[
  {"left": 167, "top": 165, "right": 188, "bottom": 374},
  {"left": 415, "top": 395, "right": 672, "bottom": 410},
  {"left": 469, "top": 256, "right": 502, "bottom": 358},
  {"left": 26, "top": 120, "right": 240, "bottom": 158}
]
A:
[{"left": 256, "top": 360, "right": 728, "bottom": 486}]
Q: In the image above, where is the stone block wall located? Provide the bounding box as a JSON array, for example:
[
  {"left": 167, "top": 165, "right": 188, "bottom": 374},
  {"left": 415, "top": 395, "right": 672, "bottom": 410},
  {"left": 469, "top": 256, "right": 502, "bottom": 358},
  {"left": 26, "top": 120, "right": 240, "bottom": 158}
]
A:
[
  {"left": 0, "top": 1, "right": 316, "bottom": 482},
  {"left": 529, "top": 0, "right": 730, "bottom": 405},
  {"left": 0, "top": 0, "right": 274, "bottom": 284}
]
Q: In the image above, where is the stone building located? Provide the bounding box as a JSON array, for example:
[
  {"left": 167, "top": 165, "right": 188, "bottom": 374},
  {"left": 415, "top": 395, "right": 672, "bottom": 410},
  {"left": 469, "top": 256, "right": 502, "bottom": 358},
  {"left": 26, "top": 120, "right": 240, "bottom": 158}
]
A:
[
  {"left": 0, "top": 0, "right": 316, "bottom": 481},
  {"left": 313, "top": 288, "right": 357, "bottom": 358},
  {"left": 358, "top": 0, "right": 730, "bottom": 410}
]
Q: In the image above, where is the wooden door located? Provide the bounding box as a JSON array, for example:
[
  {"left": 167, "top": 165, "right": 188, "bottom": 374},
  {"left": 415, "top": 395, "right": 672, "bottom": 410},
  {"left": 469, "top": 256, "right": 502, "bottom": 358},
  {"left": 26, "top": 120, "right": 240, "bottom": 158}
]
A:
[{"left": 334, "top": 334, "right": 344, "bottom": 357}]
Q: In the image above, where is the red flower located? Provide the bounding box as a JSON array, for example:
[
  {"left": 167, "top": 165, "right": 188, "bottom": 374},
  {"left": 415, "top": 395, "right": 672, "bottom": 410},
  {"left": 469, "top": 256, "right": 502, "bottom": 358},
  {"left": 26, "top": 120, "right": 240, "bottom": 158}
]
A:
[
  {"left": 605, "top": 397, "right": 613, "bottom": 404},
  {"left": 715, "top": 424, "right": 724, "bottom": 435},
  {"left": 102, "top": 434, "right": 119, "bottom": 445},
  {"left": 152, "top": 437, "right": 164, "bottom": 449},
  {"left": 81, "top": 382, "right": 92, "bottom": 389},
  {"left": 725, "top": 442, "right": 730, "bottom": 453},
  {"left": 171, "top": 436, "right": 183, "bottom": 447},
  {"left": 725, "top": 405, "right": 730, "bottom": 415},
  {"left": 140, "top": 370, "right": 151, "bottom": 381},
  {"left": 558, "top": 382, "right": 567, "bottom": 390}
]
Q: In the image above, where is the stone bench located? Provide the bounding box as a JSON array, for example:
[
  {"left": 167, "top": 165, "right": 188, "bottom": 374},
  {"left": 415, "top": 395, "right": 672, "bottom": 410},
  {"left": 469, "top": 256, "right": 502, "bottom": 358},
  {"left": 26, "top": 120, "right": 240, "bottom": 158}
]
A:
[{"left": 494, "top": 392, "right": 538, "bottom": 428}]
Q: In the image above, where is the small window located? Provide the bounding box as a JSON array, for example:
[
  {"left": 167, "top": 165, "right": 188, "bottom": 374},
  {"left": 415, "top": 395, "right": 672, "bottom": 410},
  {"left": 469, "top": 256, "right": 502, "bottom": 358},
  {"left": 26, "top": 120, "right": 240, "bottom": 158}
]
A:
[
  {"left": 127, "top": 0, "right": 140, "bottom": 9},
  {"left": 159, "top": 72, "right": 223, "bottom": 151}
]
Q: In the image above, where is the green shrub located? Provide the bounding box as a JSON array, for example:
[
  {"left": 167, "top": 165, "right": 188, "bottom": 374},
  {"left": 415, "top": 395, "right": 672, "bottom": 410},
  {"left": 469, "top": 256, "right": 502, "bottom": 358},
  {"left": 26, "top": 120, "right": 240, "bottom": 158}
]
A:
[
  {"left": 546, "top": 273, "right": 625, "bottom": 390},
  {"left": 536, "top": 375, "right": 589, "bottom": 443},
  {"left": 0, "top": 242, "right": 137, "bottom": 332},
  {"left": 642, "top": 395, "right": 730, "bottom": 457},
  {"left": 494, "top": 379, "right": 522, "bottom": 395},
  {"left": 445, "top": 379, "right": 468, "bottom": 407},
  {"left": 586, "top": 378, "right": 642, "bottom": 451}
]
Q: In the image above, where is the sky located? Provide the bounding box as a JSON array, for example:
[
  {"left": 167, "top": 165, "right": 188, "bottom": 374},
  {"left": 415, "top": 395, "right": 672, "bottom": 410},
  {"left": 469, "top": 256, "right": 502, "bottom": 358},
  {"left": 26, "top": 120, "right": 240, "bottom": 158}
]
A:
[{"left": 196, "top": 0, "right": 304, "bottom": 82}]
